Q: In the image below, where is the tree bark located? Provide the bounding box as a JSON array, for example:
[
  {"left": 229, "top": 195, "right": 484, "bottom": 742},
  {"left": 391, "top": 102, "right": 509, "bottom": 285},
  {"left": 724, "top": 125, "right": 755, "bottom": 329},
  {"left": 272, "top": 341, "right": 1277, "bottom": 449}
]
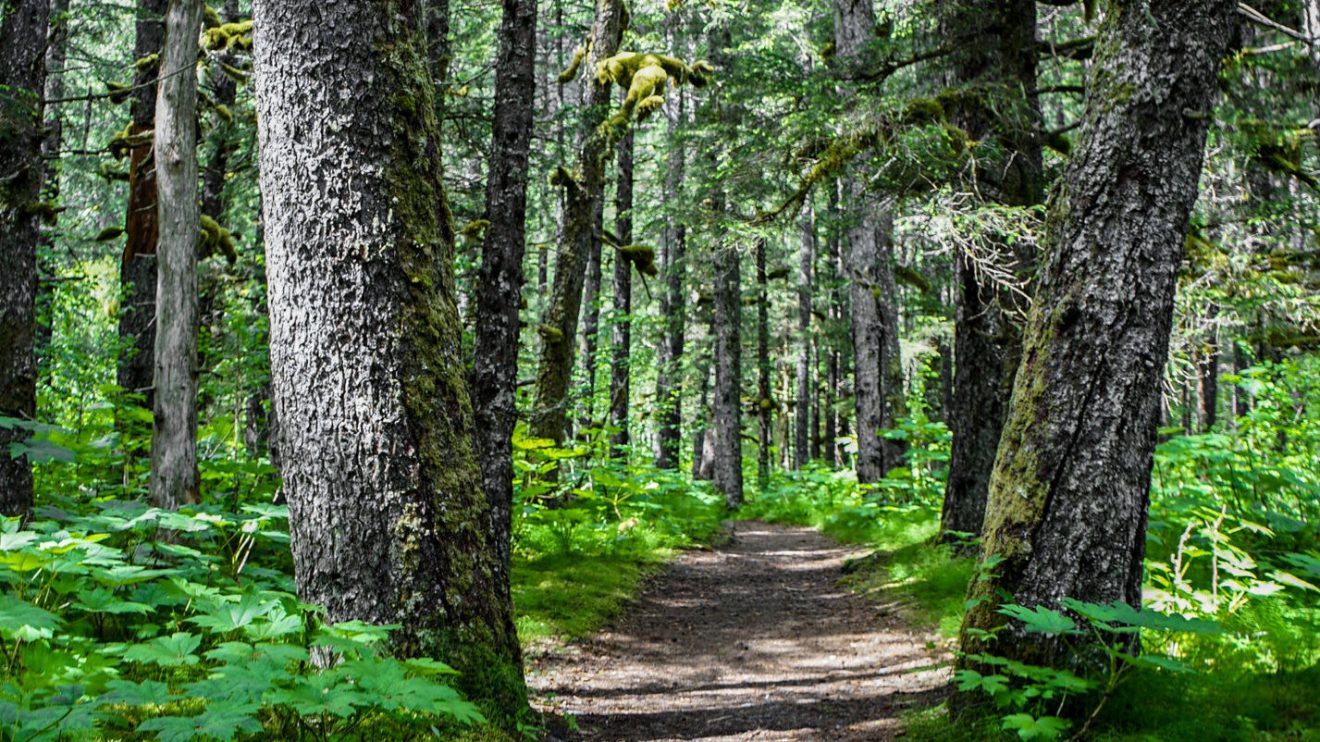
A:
[
  {"left": 712, "top": 230, "right": 743, "bottom": 506},
  {"left": 960, "top": 0, "right": 1238, "bottom": 669},
  {"left": 794, "top": 208, "right": 815, "bottom": 469},
  {"left": 608, "top": 123, "right": 633, "bottom": 454},
  {"left": 578, "top": 196, "right": 605, "bottom": 432},
  {"left": 472, "top": 0, "right": 537, "bottom": 601},
  {"left": 119, "top": 0, "right": 166, "bottom": 419},
  {"left": 0, "top": 0, "right": 51, "bottom": 516},
  {"left": 654, "top": 90, "right": 687, "bottom": 469},
  {"left": 756, "top": 237, "right": 771, "bottom": 491},
  {"left": 939, "top": 0, "right": 1042, "bottom": 540},
  {"left": 835, "top": 0, "right": 906, "bottom": 484},
  {"left": 531, "top": 0, "right": 626, "bottom": 446},
  {"left": 253, "top": 0, "right": 525, "bottom": 713},
  {"left": 149, "top": 0, "right": 202, "bottom": 509},
  {"left": 35, "top": 0, "right": 70, "bottom": 371}
]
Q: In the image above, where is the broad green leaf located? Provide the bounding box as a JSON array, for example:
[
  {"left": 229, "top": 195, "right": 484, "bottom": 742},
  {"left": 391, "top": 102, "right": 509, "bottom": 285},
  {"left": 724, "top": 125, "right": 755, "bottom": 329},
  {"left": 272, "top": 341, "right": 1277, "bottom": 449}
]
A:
[
  {"left": 136, "top": 705, "right": 262, "bottom": 742},
  {"left": 0, "top": 594, "right": 61, "bottom": 641},
  {"left": 124, "top": 632, "right": 202, "bottom": 667},
  {"left": 997, "top": 604, "right": 1078, "bottom": 635},
  {"left": 1001, "top": 713, "right": 1071, "bottom": 741}
]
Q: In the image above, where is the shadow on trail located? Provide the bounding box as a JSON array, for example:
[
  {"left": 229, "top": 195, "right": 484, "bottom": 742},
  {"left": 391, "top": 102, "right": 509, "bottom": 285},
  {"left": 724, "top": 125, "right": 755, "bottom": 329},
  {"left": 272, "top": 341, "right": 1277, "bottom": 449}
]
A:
[{"left": 529, "top": 522, "right": 950, "bottom": 741}]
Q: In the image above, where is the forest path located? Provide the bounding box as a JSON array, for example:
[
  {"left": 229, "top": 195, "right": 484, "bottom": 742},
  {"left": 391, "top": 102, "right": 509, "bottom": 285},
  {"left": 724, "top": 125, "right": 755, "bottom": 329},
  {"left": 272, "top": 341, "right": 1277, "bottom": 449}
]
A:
[{"left": 529, "top": 521, "right": 950, "bottom": 741}]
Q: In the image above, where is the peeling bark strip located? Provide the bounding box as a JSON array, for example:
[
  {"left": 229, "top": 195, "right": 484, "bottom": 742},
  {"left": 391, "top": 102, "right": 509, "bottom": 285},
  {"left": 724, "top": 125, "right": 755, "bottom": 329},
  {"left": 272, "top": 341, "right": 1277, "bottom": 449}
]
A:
[
  {"left": 962, "top": 0, "right": 1238, "bottom": 666},
  {"left": 0, "top": 0, "right": 51, "bottom": 515},
  {"left": 939, "top": 0, "right": 1043, "bottom": 541},
  {"left": 149, "top": 0, "right": 202, "bottom": 509},
  {"left": 252, "top": 0, "right": 525, "bottom": 712},
  {"left": 532, "top": 0, "right": 626, "bottom": 446},
  {"left": 473, "top": 0, "right": 537, "bottom": 607}
]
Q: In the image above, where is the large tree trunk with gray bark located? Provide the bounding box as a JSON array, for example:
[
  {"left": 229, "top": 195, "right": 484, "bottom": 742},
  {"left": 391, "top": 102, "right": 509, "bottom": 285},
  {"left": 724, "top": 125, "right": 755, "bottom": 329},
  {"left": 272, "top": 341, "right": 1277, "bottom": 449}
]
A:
[
  {"left": 608, "top": 124, "right": 634, "bottom": 454},
  {"left": 531, "top": 0, "right": 626, "bottom": 446},
  {"left": 939, "top": 0, "right": 1042, "bottom": 541},
  {"left": 253, "top": 0, "right": 526, "bottom": 714},
  {"left": 960, "top": 0, "right": 1238, "bottom": 669},
  {"left": 472, "top": 0, "right": 537, "bottom": 600},
  {"left": 653, "top": 89, "right": 687, "bottom": 470},
  {"left": 0, "top": 0, "right": 51, "bottom": 515},
  {"left": 794, "top": 208, "right": 815, "bottom": 469},
  {"left": 149, "top": 0, "right": 202, "bottom": 509}
]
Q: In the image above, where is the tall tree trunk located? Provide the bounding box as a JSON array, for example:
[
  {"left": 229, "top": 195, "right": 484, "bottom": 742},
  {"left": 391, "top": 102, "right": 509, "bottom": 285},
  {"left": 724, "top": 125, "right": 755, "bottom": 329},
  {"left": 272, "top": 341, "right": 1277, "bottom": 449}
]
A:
[
  {"left": 149, "top": 0, "right": 202, "bottom": 509},
  {"left": 1198, "top": 319, "right": 1219, "bottom": 432},
  {"left": 712, "top": 233, "right": 743, "bottom": 506},
  {"left": 578, "top": 196, "right": 605, "bottom": 431},
  {"left": 0, "top": 0, "right": 51, "bottom": 516},
  {"left": 119, "top": 0, "right": 166, "bottom": 419},
  {"left": 810, "top": 335, "right": 822, "bottom": 460},
  {"left": 654, "top": 90, "right": 687, "bottom": 469},
  {"left": 960, "top": 0, "right": 1237, "bottom": 669},
  {"left": 794, "top": 207, "right": 815, "bottom": 469},
  {"left": 692, "top": 360, "right": 712, "bottom": 480},
  {"left": 834, "top": 0, "right": 905, "bottom": 484},
  {"left": 608, "top": 123, "right": 633, "bottom": 455},
  {"left": 939, "top": 0, "right": 1042, "bottom": 540},
  {"left": 253, "top": 0, "right": 526, "bottom": 713},
  {"left": 531, "top": 0, "right": 626, "bottom": 446},
  {"left": 35, "top": 0, "right": 70, "bottom": 371},
  {"left": 472, "top": 0, "right": 537, "bottom": 606},
  {"left": 756, "top": 237, "right": 771, "bottom": 491},
  {"left": 825, "top": 179, "right": 844, "bottom": 465}
]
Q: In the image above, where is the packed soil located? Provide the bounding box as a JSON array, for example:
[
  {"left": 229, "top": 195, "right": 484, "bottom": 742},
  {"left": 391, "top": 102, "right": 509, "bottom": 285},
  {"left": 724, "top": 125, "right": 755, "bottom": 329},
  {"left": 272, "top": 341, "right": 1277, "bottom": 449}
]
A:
[{"left": 529, "top": 521, "right": 951, "bottom": 741}]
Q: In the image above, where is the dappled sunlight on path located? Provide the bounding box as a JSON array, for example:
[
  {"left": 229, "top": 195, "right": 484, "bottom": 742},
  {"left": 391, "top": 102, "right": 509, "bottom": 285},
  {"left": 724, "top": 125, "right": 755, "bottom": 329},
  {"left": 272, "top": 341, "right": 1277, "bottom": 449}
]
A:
[{"left": 529, "top": 522, "right": 950, "bottom": 741}]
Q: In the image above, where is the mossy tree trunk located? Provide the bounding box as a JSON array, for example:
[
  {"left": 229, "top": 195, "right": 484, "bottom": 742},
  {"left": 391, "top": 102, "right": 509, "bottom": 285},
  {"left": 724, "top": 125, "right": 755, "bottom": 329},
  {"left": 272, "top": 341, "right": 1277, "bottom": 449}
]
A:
[
  {"left": 960, "top": 0, "right": 1238, "bottom": 669},
  {"left": 938, "top": 0, "right": 1043, "bottom": 541},
  {"left": 608, "top": 122, "right": 634, "bottom": 455},
  {"left": 0, "top": 0, "right": 51, "bottom": 516},
  {"left": 834, "top": 0, "right": 906, "bottom": 484},
  {"left": 149, "top": 0, "right": 203, "bottom": 509},
  {"left": 532, "top": 0, "right": 626, "bottom": 446},
  {"left": 794, "top": 207, "right": 815, "bottom": 469},
  {"left": 118, "top": 0, "right": 166, "bottom": 429},
  {"left": 653, "top": 88, "right": 687, "bottom": 470},
  {"left": 253, "top": 0, "right": 526, "bottom": 715},
  {"left": 473, "top": 0, "right": 537, "bottom": 599}
]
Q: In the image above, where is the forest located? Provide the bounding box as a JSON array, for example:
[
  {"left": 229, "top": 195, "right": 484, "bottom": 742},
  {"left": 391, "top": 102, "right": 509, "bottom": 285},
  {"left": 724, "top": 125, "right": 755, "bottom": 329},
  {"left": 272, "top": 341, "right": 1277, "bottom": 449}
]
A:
[{"left": 1, "top": 0, "right": 1318, "bottom": 739}]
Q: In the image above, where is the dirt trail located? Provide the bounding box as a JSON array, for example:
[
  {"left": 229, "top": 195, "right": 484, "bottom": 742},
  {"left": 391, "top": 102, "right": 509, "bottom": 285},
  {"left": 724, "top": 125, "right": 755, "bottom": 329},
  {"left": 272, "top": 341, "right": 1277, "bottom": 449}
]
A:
[{"left": 529, "top": 521, "right": 950, "bottom": 741}]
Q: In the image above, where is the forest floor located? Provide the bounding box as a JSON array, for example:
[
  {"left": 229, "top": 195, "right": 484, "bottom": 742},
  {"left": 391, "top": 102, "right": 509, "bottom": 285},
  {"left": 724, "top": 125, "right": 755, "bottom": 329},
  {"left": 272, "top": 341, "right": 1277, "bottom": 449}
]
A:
[{"left": 528, "top": 521, "right": 951, "bottom": 741}]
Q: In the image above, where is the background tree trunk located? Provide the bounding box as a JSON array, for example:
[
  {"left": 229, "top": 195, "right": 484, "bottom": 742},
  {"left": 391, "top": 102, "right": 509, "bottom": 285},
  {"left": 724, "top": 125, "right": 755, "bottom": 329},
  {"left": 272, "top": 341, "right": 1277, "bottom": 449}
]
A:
[
  {"left": 119, "top": 0, "right": 166, "bottom": 419},
  {"left": 712, "top": 232, "right": 743, "bottom": 506},
  {"left": 253, "top": 0, "right": 525, "bottom": 713},
  {"left": 609, "top": 123, "right": 634, "bottom": 455},
  {"left": 939, "top": 0, "right": 1042, "bottom": 541},
  {"left": 654, "top": 90, "right": 687, "bottom": 469},
  {"left": 35, "top": 0, "right": 70, "bottom": 372},
  {"left": 578, "top": 196, "right": 606, "bottom": 432},
  {"left": 472, "top": 0, "right": 537, "bottom": 601},
  {"left": 756, "top": 237, "right": 771, "bottom": 490},
  {"left": 960, "top": 0, "right": 1238, "bottom": 668},
  {"left": 794, "top": 207, "right": 815, "bottom": 469},
  {"left": 149, "top": 0, "right": 203, "bottom": 509},
  {"left": 531, "top": 0, "right": 626, "bottom": 446},
  {"left": 0, "top": 0, "right": 51, "bottom": 515}
]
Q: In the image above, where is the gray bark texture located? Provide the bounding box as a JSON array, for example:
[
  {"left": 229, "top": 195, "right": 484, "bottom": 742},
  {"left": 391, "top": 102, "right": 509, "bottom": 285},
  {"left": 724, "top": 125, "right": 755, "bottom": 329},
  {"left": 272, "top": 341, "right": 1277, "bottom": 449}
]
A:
[
  {"left": 531, "top": 0, "right": 625, "bottom": 445},
  {"left": 653, "top": 89, "right": 687, "bottom": 470},
  {"left": 149, "top": 0, "right": 202, "bottom": 509},
  {"left": 756, "top": 238, "right": 771, "bottom": 491},
  {"left": 712, "top": 236, "right": 743, "bottom": 507},
  {"left": 794, "top": 208, "right": 815, "bottom": 469},
  {"left": 34, "top": 0, "right": 69, "bottom": 370},
  {"left": 961, "top": 0, "right": 1238, "bottom": 668},
  {"left": 252, "top": 0, "right": 525, "bottom": 713},
  {"left": 939, "top": 0, "right": 1042, "bottom": 540},
  {"left": 833, "top": 0, "right": 905, "bottom": 483},
  {"left": 608, "top": 124, "right": 634, "bottom": 454},
  {"left": 578, "top": 196, "right": 606, "bottom": 433},
  {"left": 0, "top": 0, "right": 51, "bottom": 515},
  {"left": 118, "top": 0, "right": 167, "bottom": 419},
  {"left": 472, "top": 0, "right": 537, "bottom": 598}
]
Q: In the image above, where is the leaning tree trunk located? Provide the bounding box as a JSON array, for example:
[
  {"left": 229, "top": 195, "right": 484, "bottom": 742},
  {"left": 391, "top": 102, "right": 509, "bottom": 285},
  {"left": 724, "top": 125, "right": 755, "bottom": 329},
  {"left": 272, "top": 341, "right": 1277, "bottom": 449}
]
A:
[
  {"left": 794, "top": 207, "right": 815, "bottom": 469},
  {"left": 118, "top": 0, "right": 166, "bottom": 419},
  {"left": 531, "top": 0, "right": 626, "bottom": 446},
  {"left": 654, "top": 89, "right": 687, "bottom": 469},
  {"left": 938, "top": 0, "right": 1043, "bottom": 541},
  {"left": 835, "top": 0, "right": 906, "bottom": 484},
  {"left": 149, "top": 0, "right": 202, "bottom": 509},
  {"left": 253, "top": 0, "right": 526, "bottom": 714},
  {"left": 608, "top": 123, "right": 634, "bottom": 455},
  {"left": 472, "top": 0, "right": 537, "bottom": 603},
  {"left": 0, "top": 0, "right": 51, "bottom": 516},
  {"left": 960, "top": 0, "right": 1238, "bottom": 669}
]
